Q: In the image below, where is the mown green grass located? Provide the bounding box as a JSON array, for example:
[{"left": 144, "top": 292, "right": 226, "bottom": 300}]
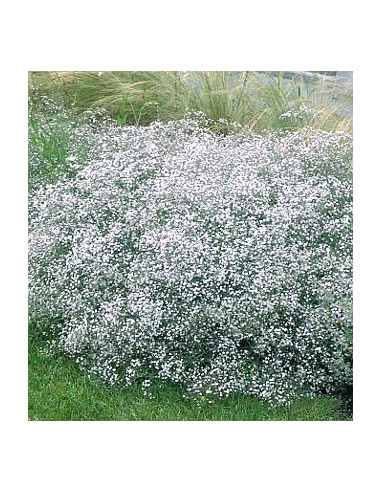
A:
[{"left": 28, "top": 339, "right": 348, "bottom": 421}]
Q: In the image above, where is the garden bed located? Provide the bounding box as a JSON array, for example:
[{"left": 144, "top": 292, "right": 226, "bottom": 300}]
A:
[{"left": 28, "top": 96, "right": 353, "bottom": 415}]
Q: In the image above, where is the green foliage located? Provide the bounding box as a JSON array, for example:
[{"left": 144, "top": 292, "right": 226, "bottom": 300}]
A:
[
  {"left": 28, "top": 71, "right": 352, "bottom": 134},
  {"left": 28, "top": 103, "right": 72, "bottom": 190}
]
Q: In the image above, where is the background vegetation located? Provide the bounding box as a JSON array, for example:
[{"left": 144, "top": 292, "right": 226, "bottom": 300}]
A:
[{"left": 28, "top": 71, "right": 352, "bottom": 134}]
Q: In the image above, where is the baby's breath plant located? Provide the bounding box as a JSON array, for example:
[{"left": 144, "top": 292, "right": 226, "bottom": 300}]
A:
[
  {"left": 28, "top": 94, "right": 117, "bottom": 191},
  {"left": 28, "top": 106, "right": 352, "bottom": 405}
]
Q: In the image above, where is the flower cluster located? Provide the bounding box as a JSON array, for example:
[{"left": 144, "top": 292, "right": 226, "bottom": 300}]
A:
[
  {"left": 29, "top": 109, "right": 352, "bottom": 405},
  {"left": 279, "top": 104, "right": 315, "bottom": 121}
]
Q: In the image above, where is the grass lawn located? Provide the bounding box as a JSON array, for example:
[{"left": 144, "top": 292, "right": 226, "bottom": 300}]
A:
[{"left": 29, "top": 339, "right": 349, "bottom": 421}]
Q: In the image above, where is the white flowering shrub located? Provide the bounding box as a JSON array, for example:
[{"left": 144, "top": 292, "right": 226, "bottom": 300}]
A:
[{"left": 29, "top": 109, "right": 352, "bottom": 405}]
